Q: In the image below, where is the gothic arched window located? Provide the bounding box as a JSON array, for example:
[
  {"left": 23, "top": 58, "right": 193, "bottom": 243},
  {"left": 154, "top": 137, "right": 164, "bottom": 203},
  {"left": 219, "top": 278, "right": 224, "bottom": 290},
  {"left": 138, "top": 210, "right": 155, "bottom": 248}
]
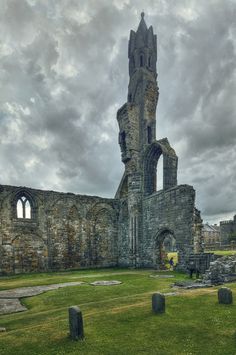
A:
[{"left": 16, "top": 196, "right": 32, "bottom": 219}]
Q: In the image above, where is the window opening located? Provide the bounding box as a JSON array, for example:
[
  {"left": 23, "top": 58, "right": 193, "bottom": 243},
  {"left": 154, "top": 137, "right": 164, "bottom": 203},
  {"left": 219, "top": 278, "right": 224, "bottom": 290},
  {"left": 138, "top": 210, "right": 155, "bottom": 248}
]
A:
[
  {"left": 25, "top": 200, "right": 31, "bottom": 219},
  {"left": 17, "top": 200, "right": 23, "bottom": 218},
  {"left": 16, "top": 196, "right": 32, "bottom": 219},
  {"left": 148, "top": 56, "right": 151, "bottom": 67},
  {"left": 147, "top": 126, "right": 152, "bottom": 143},
  {"left": 120, "top": 131, "right": 126, "bottom": 152},
  {"left": 140, "top": 54, "right": 144, "bottom": 67},
  {"left": 156, "top": 154, "right": 163, "bottom": 191}
]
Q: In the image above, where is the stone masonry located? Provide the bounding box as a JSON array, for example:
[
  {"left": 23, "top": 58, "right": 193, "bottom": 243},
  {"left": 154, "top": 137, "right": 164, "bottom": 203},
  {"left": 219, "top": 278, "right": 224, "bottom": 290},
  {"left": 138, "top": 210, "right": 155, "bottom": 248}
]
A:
[
  {"left": 115, "top": 13, "right": 202, "bottom": 270},
  {"left": 220, "top": 215, "right": 236, "bottom": 246},
  {"left": 0, "top": 14, "right": 203, "bottom": 275},
  {"left": 0, "top": 186, "right": 119, "bottom": 274}
]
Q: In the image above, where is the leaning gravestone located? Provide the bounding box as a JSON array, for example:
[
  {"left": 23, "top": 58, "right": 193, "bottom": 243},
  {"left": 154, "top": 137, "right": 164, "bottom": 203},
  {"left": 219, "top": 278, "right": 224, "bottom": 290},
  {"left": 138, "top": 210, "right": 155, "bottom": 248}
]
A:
[
  {"left": 69, "top": 306, "right": 84, "bottom": 340},
  {"left": 218, "top": 287, "right": 233, "bottom": 305},
  {"left": 152, "top": 293, "right": 165, "bottom": 314}
]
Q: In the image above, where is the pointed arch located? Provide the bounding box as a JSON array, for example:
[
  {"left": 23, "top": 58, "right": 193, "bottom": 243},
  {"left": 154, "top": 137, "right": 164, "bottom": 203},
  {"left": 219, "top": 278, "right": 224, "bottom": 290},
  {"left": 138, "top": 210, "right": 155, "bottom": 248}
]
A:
[
  {"left": 140, "top": 53, "right": 144, "bottom": 67},
  {"left": 143, "top": 139, "right": 178, "bottom": 195},
  {"left": 12, "top": 189, "right": 36, "bottom": 220},
  {"left": 154, "top": 228, "right": 176, "bottom": 269}
]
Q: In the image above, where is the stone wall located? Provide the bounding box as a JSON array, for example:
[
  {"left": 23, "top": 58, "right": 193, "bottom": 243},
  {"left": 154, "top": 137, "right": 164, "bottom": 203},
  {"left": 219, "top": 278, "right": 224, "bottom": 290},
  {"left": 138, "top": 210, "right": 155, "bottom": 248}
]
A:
[
  {"left": 142, "top": 184, "right": 199, "bottom": 269},
  {"left": 220, "top": 216, "right": 236, "bottom": 246},
  {"left": 118, "top": 184, "right": 202, "bottom": 270},
  {"left": 0, "top": 185, "right": 119, "bottom": 274}
]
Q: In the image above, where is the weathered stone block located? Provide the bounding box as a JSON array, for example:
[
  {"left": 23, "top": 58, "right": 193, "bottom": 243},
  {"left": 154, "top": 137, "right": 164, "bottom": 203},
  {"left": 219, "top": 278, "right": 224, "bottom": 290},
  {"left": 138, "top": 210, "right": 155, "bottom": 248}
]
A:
[
  {"left": 152, "top": 293, "right": 165, "bottom": 314},
  {"left": 218, "top": 287, "right": 233, "bottom": 304},
  {"left": 69, "top": 306, "right": 84, "bottom": 340}
]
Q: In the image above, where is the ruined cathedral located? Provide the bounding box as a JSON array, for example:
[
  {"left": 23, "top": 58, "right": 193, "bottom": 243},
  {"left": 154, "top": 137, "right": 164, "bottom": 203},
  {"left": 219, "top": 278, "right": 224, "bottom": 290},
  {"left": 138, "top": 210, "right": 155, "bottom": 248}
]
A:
[{"left": 0, "top": 14, "right": 202, "bottom": 274}]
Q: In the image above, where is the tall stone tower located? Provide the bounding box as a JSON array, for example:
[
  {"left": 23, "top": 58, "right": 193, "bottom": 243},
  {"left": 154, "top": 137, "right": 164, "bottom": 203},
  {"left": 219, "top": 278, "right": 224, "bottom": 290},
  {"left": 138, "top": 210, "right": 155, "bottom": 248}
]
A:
[{"left": 116, "top": 13, "right": 202, "bottom": 269}]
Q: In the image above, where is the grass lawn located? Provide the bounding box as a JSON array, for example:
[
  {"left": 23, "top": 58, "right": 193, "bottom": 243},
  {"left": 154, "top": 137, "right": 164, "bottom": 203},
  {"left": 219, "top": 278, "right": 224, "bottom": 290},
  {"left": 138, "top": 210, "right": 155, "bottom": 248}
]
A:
[
  {"left": 0, "top": 268, "right": 236, "bottom": 355},
  {"left": 209, "top": 250, "right": 236, "bottom": 256}
]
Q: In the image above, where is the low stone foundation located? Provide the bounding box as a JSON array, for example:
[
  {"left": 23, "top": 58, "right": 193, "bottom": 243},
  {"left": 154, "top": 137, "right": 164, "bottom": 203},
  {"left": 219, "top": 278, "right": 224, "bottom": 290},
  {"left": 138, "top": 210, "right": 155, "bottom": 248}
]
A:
[{"left": 203, "top": 255, "right": 236, "bottom": 285}]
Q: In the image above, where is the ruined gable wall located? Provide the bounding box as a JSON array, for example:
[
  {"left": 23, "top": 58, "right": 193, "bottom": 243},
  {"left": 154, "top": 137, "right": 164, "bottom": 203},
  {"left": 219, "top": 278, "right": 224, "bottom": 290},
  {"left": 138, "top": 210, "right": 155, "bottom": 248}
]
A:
[
  {"left": 0, "top": 185, "right": 119, "bottom": 274},
  {"left": 141, "top": 184, "right": 198, "bottom": 269}
]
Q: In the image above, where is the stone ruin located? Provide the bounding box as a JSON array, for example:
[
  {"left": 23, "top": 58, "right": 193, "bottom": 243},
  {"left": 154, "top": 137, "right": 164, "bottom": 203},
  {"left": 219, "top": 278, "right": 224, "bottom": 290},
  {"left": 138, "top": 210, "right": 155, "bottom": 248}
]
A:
[
  {"left": 173, "top": 254, "right": 236, "bottom": 289},
  {"left": 0, "top": 14, "right": 203, "bottom": 275},
  {"left": 203, "top": 255, "right": 236, "bottom": 285}
]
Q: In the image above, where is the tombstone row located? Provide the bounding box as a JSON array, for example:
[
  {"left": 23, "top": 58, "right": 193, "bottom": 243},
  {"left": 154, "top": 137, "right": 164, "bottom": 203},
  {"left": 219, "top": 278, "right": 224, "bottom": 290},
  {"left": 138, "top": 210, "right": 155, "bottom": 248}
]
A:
[{"left": 69, "top": 287, "right": 233, "bottom": 340}]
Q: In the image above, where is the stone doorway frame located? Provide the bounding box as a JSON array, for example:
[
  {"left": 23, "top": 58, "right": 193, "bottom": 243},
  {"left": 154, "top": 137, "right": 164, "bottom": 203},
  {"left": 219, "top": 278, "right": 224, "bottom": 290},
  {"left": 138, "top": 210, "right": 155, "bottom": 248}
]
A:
[{"left": 154, "top": 228, "right": 177, "bottom": 269}]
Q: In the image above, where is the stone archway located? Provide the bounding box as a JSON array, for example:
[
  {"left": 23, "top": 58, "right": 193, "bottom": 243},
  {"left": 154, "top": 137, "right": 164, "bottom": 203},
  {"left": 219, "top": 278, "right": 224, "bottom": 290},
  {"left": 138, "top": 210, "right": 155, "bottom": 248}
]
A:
[
  {"left": 154, "top": 228, "right": 177, "bottom": 269},
  {"left": 143, "top": 139, "right": 178, "bottom": 195}
]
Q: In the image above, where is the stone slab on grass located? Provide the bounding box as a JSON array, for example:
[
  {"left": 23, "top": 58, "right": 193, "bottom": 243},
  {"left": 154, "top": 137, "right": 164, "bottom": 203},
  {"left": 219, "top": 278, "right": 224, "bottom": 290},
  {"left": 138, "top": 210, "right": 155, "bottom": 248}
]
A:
[
  {"left": 0, "top": 281, "right": 85, "bottom": 315},
  {"left": 0, "top": 298, "right": 27, "bottom": 315},
  {"left": 90, "top": 280, "right": 122, "bottom": 286},
  {"left": 0, "top": 282, "right": 85, "bottom": 299},
  {"left": 173, "top": 281, "right": 212, "bottom": 289},
  {"left": 150, "top": 274, "right": 175, "bottom": 279}
]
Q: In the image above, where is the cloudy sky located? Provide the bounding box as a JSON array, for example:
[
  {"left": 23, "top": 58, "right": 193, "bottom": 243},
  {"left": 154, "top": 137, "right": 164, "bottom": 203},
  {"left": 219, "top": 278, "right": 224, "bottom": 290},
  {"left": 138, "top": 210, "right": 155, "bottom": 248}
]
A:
[{"left": 0, "top": 0, "right": 236, "bottom": 224}]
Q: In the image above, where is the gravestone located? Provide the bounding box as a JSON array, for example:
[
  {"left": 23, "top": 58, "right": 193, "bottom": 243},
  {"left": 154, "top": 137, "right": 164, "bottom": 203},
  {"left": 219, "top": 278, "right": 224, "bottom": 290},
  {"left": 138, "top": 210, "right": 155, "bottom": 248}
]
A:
[
  {"left": 152, "top": 293, "right": 165, "bottom": 314},
  {"left": 218, "top": 287, "right": 233, "bottom": 304},
  {"left": 69, "top": 306, "right": 84, "bottom": 340}
]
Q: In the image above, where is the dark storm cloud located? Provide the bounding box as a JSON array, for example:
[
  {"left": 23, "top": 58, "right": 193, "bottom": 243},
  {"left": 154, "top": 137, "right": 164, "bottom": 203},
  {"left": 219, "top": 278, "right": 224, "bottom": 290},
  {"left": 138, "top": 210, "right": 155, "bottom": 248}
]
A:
[{"left": 0, "top": 0, "right": 236, "bottom": 223}]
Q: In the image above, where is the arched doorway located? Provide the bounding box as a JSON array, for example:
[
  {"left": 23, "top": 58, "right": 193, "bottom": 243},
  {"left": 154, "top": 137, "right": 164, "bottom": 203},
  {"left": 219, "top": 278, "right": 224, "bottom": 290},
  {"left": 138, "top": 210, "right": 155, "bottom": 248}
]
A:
[{"left": 155, "top": 229, "right": 178, "bottom": 270}]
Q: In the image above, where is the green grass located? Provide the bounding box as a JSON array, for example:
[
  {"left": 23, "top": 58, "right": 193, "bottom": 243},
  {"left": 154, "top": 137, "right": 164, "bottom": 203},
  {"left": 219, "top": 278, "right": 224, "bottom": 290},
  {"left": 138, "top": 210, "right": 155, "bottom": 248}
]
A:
[
  {"left": 0, "top": 268, "right": 236, "bottom": 355},
  {"left": 209, "top": 250, "right": 236, "bottom": 256}
]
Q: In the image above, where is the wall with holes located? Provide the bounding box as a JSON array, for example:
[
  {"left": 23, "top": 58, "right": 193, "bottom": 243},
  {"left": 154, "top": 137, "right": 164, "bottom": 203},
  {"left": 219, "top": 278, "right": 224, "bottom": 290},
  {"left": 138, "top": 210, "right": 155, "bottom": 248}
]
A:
[{"left": 0, "top": 185, "right": 119, "bottom": 274}]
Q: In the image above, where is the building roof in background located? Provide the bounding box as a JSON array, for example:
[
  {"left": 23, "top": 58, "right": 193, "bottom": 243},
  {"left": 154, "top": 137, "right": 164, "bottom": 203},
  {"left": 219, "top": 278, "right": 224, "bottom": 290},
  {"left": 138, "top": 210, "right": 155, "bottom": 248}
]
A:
[{"left": 203, "top": 224, "right": 220, "bottom": 232}]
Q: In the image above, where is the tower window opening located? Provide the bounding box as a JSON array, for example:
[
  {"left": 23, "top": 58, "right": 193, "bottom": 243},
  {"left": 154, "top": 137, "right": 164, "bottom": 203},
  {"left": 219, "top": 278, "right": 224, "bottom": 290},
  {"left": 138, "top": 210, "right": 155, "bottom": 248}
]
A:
[
  {"left": 156, "top": 154, "right": 163, "bottom": 191},
  {"left": 140, "top": 54, "right": 144, "bottom": 67},
  {"left": 147, "top": 126, "right": 152, "bottom": 143},
  {"left": 128, "top": 93, "right": 132, "bottom": 102},
  {"left": 119, "top": 131, "right": 126, "bottom": 152},
  {"left": 148, "top": 56, "right": 152, "bottom": 67},
  {"left": 16, "top": 196, "right": 32, "bottom": 219}
]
